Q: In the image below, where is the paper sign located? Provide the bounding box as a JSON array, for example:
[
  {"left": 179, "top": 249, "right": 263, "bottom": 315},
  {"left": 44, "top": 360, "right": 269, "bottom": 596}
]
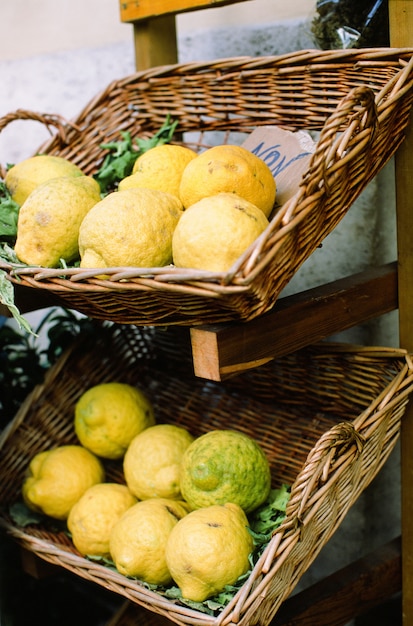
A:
[{"left": 242, "top": 126, "right": 316, "bottom": 210}]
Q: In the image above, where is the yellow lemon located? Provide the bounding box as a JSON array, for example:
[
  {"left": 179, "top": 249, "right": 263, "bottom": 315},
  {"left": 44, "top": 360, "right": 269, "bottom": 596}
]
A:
[
  {"left": 14, "top": 175, "right": 101, "bottom": 267},
  {"left": 165, "top": 502, "right": 253, "bottom": 602},
  {"left": 5, "top": 154, "right": 84, "bottom": 206},
  {"left": 123, "top": 424, "right": 194, "bottom": 500},
  {"left": 109, "top": 498, "right": 190, "bottom": 585},
  {"left": 74, "top": 382, "right": 155, "bottom": 460},
  {"left": 22, "top": 445, "right": 105, "bottom": 520},
  {"left": 119, "top": 144, "right": 197, "bottom": 198},
  {"left": 67, "top": 483, "right": 137, "bottom": 557},
  {"left": 172, "top": 192, "right": 269, "bottom": 272},
  {"left": 180, "top": 430, "right": 271, "bottom": 514},
  {"left": 78, "top": 187, "right": 183, "bottom": 269},
  {"left": 179, "top": 144, "right": 276, "bottom": 217}
]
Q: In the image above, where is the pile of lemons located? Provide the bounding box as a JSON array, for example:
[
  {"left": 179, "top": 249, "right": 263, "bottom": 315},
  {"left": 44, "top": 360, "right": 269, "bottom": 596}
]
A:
[
  {"left": 6, "top": 141, "right": 276, "bottom": 273},
  {"left": 22, "top": 381, "right": 272, "bottom": 602}
]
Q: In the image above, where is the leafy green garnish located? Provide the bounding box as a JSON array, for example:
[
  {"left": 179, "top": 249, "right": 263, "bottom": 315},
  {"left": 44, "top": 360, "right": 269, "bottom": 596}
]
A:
[
  {"left": 8, "top": 501, "right": 67, "bottom": 533},
  {"left": 9, "top": 501, "right": 46, "bottom": 527},
  {"left": 0, "top": 242, "right": 20, "bottom": 263},
  {"left": 0, "top": 270, "right": 33, "bottom": 334},
  {"left": 0, "top": 245, "right": 37, "bottom": 333},
  {"left": 0, "top": 181, "right": 19, "bottom": 241},
  {"left": 94, "top": 115, "right": 178, "bottom": 195},
  {"left": 249, "top": 483, "right": 291, "bottom": 539}
]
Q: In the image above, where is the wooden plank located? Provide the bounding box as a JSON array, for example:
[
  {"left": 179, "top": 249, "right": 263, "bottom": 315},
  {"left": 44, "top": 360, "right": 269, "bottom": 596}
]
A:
[
  {"left": 389, "top": 4, "right": 413, "bottom": 626},
  {"left": 270, "top": 536, "right": 401, "bottom": 626},
  {"left": 119, "top": 0, "right": 249, "bottom": 23},
  {"left": 190, "top": 262, "right": 398, "bottom": 381},
  {"left": 133, "top": 15, "right": 178, "bottom": 70}
]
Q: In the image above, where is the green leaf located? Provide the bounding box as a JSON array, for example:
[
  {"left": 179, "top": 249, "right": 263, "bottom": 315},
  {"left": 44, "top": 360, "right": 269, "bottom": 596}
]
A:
[
  {"left": 9, "top": 501, "right": 45, "bottom": 527},
  {"left": 0, "top": 242, "right": 21, "bottom": 263},
  {"left": 0, "top": 270, "right": 35, "bottom": 335},
  {"left": 135, "top": 116, "right": 178, "bottom": 152},
  {"left": 0, "top": 182, "right": 19, "bottom": 241},
  {"left": 8, "top": 501, "right": 67, "bottom": 533},
  {"left": 0, "top": 307, "right": 100, "bottom": 428},
  {"left": 249, "top": 484, "right": 290, "bottom": 538},
  {"left": 93, "top": 115, "right": 179, "bottom": 195}
]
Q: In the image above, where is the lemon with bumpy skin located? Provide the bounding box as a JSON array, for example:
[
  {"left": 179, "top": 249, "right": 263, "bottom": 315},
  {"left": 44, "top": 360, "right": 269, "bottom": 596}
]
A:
[
  {"left": 165, "top": 502, "right": 253, "bottom": 602},
  {"left": 172, "top": 192, "right": 269, "bottom": 272},
  {"left": 123, "top": 424, "right": 194, "bottom": 500},
  {"left": 14, "top": 175, "right": 101, "bottom": 267},
  {"left": 180, "top": 429, "right": 271, "bottom": 514},
  {"left": 78, "top": 187, "right": 183, "bottom": 269},
  {"left": 179, "top": 144, "right": 276, "bottom": 217},
  {"left": 5, "top": 154, "right": 84, "bottom": 206},
  {"left": 109, "top": 498, "right": 190, "bottom": 585},
  {"left": 67, "top": 483, "right": 137, "bottom": 557},
  {"left": 22, "top": 445, "right": 105, "bottom": 520},
  {"left": 74, "top": 382, "right": 155, "bottom": 460},
  {"left": 119, "top": 144, "right": 197, "bottom": 198}
]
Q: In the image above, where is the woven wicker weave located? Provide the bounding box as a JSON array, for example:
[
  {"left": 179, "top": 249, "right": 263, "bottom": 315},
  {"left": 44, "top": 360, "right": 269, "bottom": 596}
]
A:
[
  {"left": 0, "top": 324, "right": 412, "bottom": 626},
  {"left": 1, "top": 48, "right": 413, "bottom": 325}
]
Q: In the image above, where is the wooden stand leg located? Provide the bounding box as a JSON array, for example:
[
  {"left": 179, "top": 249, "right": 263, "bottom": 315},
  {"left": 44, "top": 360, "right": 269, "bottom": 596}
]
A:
[
  {"left": 388, "top": 3, "right": 413, "bottom": 625},
  {"left": 133, "top": 15, "right": 178, "bottom": 71}
]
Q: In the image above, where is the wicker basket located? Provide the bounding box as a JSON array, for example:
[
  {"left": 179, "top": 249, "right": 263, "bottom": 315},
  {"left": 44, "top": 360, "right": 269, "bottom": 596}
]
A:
[
  {"left": 1, "top": 324, "right": 412, "bottom": 626},
  {"left": 1, "top": 48, "right": 413, "bottom": 326}
]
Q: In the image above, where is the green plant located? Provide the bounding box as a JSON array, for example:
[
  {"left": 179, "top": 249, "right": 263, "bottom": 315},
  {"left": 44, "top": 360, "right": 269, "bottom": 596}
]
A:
[{"left": 0, "top": 308, "right": 96, "bottom": 429}]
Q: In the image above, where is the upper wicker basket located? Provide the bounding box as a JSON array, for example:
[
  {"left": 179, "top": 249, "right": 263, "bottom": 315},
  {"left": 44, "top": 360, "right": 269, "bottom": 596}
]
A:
[{"left": 1, "top": 48, "right": 413, "bottom": 326}]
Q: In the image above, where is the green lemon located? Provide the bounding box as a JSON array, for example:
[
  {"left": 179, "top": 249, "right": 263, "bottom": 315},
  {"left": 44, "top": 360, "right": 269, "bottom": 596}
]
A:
[{"left": 180, "top": 429, "right": 271, "bottom": 514}]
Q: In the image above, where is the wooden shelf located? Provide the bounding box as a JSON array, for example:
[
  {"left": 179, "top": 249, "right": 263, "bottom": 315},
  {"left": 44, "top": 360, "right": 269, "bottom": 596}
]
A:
[
  {"left": 119, "top": 0, "right": 249, "bottom": 23},
  {"left": 190, "top": 262, "right": 398, "bottom": 380},
  {"left": 5, "top": 263, "right": 398, "bottom": 383},
  {"left": 118, "top": 0, "right": 250, "bottom": 69}
]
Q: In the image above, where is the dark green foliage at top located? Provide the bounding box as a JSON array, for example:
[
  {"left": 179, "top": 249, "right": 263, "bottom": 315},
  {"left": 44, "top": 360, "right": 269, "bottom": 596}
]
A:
[{"left": 0, "top": 308, "right": 97, "bottom": 429}]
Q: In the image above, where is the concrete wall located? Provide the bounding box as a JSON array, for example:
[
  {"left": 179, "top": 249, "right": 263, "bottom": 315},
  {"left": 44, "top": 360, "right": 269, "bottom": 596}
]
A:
[
  {"left": 0, "top": 0, "right": 401, "bottom": 619},
  {"left": 0, "top": 0, "right": 313, "bottom": 61}
]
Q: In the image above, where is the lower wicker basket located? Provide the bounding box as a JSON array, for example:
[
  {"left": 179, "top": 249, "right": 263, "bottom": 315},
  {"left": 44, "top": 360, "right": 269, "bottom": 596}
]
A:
[{"left": 1, "top": 324, "right": 413, "bottom": 626}]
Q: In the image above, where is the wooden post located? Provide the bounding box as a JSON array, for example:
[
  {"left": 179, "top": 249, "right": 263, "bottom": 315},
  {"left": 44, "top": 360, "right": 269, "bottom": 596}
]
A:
[
  {"left": 133, "top": 15, "right": 178, "bottom": 71},
  {"left": 118, "top": 0, "right": 250, "bottom": 71},
  {"left": 388, "top": 2, "right": 413, "bottom": 624}
]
